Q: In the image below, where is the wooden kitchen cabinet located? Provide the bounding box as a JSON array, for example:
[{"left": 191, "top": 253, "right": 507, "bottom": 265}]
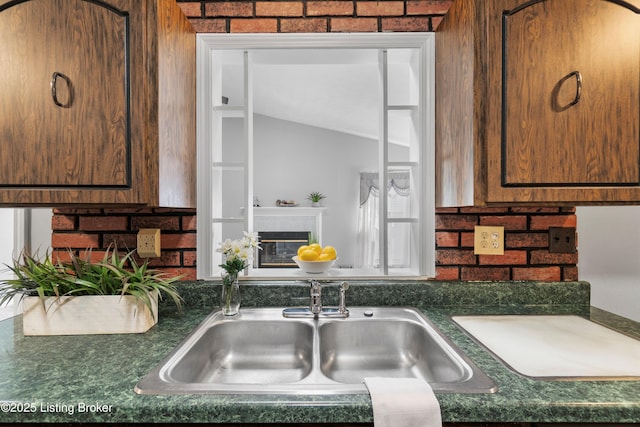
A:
[
  {"left": 0, "top": 0, "right": 196, "bottom": 207},
  {"left": 435, "top": 0, "right": 640, "bottom": 206}
]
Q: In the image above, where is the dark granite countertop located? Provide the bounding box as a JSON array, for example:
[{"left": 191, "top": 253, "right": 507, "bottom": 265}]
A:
[{"left": 0, "top": 280, "right": 639, "bottom": 424}]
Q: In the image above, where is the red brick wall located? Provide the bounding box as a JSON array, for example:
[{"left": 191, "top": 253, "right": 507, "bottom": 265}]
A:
[
  {"left": 435, "top": 207, "right": 578, "bottom": 281},
  {"left": 177, "top": 0, "right": 452, "bottom": 33},
  {"left": 49, "top": 1, "right": 579, "bottom": 282},
  {"left": 52, "top": 208, "right": 198, "bottom": 280}
]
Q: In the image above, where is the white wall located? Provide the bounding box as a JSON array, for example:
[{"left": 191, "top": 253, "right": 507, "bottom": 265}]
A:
[
  {"left": 0, "top": 209, "right": 17, "bottom": 320},
  {"left": 577, "top": 206, "right": 640, "bottom": 322},
  {"left": 0, "top": 209, "right": 15, "bottom": 280},
  {"left": 30, "top": 208, "right": 53, "bottom": 254},
  {"left": 253, "top": 114, "right": 381, "bottom": 268},
  {"left": 0, "top": 208, "right": 52, "bottom": 321}
]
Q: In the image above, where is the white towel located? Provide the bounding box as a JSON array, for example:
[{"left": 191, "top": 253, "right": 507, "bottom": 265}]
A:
[{"left": 364, "top": 377, "right": 442, "bottom": 427}]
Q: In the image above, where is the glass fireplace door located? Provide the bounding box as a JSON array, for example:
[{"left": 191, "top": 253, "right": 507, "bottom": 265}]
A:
[{"left": 258, "top": 231, "right": 309, "bottom": 268}]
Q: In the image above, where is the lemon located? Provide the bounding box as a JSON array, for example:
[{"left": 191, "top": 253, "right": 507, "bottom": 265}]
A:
[
  {"left": 297, "top": 245, "right": 309, "bottom": 257},
  {"left": 308, "top": 243, "right": 323, "bottom": 255},
  {"left": 321, "top": 245, "right": 337, "bottom": 260},
  {"left": 299, "top": 249, "right": 320, "bottom": 261},
  {"left": 318, "top": 253, "right": 331, "bottom": 261}
]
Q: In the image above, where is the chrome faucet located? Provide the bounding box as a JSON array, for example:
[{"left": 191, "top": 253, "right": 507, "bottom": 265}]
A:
[
  {"left": 309, "top": 279, "right": 323, "bottom": 315},
  {"left": 283, "top": 280, "right": 350, "bottom": 318},
  {"left": 337, "top": 281, "right": 349, "bottom": 315}
]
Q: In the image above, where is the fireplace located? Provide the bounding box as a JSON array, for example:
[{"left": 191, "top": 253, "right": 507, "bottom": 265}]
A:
[{"left": 258, "top": 231, "right": 309, "bottom": 268}]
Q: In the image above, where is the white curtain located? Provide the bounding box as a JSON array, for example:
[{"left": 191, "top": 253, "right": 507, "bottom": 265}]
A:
[
  {"left": 355, "top": 172, "right": 411, "bottom": 269},
  {"left": 356, "top": 186, "right": 380, "bottom": 268}
]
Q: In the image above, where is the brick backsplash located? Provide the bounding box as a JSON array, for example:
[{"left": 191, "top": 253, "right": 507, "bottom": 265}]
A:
[
  {"left": 48, "top": 1, "right": 579, "bottom": 282},
  {"left": 434, "top": 207, "right": 578, "bottom": 281},
  {"left": 51, "top": 206, "right": 578, "bottom": 282},
  {"left": 52, "top": 208, "right": 198, "bottom": 280},
  {"left": 177, "top": 0, "right": 453, "bottom": 33}
]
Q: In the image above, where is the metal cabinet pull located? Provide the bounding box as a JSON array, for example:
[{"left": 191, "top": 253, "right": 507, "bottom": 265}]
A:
[
  {"left": 51, "top": 72, "right": 72, "bottom": 108},
  {"left": 568, "top": 70, "right": 582, "bottom": 107}
]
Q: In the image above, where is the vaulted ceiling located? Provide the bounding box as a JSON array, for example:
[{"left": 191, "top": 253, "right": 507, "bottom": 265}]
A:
[{"left": 221, "top": 48, "right": 417, "bottom": 145}]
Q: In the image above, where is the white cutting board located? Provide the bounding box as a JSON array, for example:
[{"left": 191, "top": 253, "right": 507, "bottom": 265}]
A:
[{"left": 452, "top": 315, "right": 640, "bottom": 378}]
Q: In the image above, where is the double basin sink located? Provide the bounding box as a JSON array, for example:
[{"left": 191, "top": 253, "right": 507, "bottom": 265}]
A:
[{"left": 135, "top": 307, "right": 496, "bottom": 395}]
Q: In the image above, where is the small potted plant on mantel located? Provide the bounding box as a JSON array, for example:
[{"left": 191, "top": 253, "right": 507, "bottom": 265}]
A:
[
  {"left": 307, "top": 192, "right": 326, "bottom": 207},
  {"left": 0, "top": 247, "right": 183, "bottom": 336}
]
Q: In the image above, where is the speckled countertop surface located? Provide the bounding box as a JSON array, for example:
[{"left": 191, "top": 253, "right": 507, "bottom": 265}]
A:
[{"left": 1, "top": 280, "right": 639, "bottom": 424}]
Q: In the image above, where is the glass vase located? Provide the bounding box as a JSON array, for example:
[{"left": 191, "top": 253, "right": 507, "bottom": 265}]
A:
[{"left": 221, "top": 272, "right": 240, "bottom": 316}]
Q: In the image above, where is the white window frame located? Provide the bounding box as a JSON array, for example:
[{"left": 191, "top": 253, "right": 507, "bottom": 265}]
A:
[{"left": 196, "top": 33, "right": 435, "bottom": 280}]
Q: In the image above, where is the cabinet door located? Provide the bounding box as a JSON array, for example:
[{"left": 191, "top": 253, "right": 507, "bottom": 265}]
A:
[
  {"left": 501, "top": 0, "right": 640, "bottom": 187},
  {"left": 0, "top": 0, "right": 131, "bottom": 189}
]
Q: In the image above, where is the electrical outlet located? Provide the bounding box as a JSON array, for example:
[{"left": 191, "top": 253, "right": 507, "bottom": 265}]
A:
[
  {"left": 474, "top": 226, "right": 504, "bottom": 255},
  {"left": 549, "top": 227, "right": 576, "bottom": 253},
  {"left": 137, "top": 228, "right": 161, "bottom": 258}
]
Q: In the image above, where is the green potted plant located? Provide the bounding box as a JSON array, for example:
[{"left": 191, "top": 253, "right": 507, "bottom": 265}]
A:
[
  {"left": 307, "top": 191, "right": 325, "bottom": 207},
  {"left": 0, "top": 247, "right": 183, "bottom": 336}
]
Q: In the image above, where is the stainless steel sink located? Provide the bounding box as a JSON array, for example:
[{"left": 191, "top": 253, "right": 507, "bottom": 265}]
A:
[
  {"left": 169, "top": 320, "right": 314, "bottom": 385},
  {"left": 319, "top": 319, "right": 471, "bottom": 386},
  {"left": 135, "top": 307, "right": 496, "bottom": 395}
]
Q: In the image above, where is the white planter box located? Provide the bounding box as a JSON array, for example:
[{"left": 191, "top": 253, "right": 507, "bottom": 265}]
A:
[{"left": 22, "top": 292, "right": 158, "bottom": 336}]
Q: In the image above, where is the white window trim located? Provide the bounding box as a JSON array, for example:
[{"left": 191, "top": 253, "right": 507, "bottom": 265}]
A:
[{"left": 196, "top": 33, "right": 435, "bottom": 280}]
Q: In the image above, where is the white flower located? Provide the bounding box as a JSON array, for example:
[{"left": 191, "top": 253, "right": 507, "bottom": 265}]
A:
[
  {"left": 243, "top": 231, "right": 260, "bottom": 248},
  {"left": 230, "top": 239, "right": 243, "bottom": 255},
  {"left": 238, "top": 247, "right": 253, "bottom": 262},
  {"left": 217, "top": 238, "right": 233, "bottom": 254},
  {"left": 217, "top": 232, "right": 262, "bottom": 275}
]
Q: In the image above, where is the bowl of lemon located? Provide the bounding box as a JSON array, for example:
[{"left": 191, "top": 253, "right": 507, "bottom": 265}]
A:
[{"left": 293, "top": 243, "right": 337, "bottom": 274}]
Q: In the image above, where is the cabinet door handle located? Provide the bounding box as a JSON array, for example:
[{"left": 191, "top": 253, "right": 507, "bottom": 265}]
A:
[
  {"left": 51, "top": 72, "right": 72, "bottom": 108},
  {"left": 568, "top": 70, "right": 582, "bottom": 106}
]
